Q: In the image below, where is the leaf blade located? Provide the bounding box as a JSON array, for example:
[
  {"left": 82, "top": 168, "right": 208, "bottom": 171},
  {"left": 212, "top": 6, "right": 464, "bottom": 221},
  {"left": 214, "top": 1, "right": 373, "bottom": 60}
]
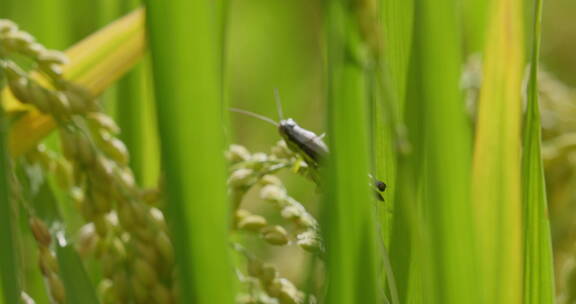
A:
[
  {"left": 471, "top": 0, "right": 525, "bottom": 302},
  {"left": 144, "top": 1, "right": 236, "bottom": 303},
  {"left": 0, "top": 69, "right": 20, "bottom": 304},
  {"left": 522, "top": 0, "right": 556, "bottom": 302}
]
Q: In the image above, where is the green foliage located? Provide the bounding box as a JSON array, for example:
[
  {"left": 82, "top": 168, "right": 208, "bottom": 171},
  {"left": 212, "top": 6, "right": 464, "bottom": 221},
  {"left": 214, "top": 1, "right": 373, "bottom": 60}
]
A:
[
  {"left": 471, "top": 0, "right": 525, "bottom": 302},
  {"left": 0, "top": 67, "right": 20, "bottom": 304},
  {"left": 0, "top": 0, "right": 569, "bottom": 303},
  {"left": 323, "top": 1, "right": 379, "bottom": 303},
  {"left": 56, "top": 241, "right": 100, "bottom": 304},
  {"left": 412, "top": 0, "right": 478, "bottom": 302},
  {"left": 522, "top": 0, "right": 556, "bottom": 302},
  {"left": 144, "top": 0, "right": 236, "bottom": 303}
]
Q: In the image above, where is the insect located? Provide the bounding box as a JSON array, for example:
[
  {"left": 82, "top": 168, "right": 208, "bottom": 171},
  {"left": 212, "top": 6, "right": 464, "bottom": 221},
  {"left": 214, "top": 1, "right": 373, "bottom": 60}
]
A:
[{"left": 230, "top": 90, "right": 386, "bottom": 200}]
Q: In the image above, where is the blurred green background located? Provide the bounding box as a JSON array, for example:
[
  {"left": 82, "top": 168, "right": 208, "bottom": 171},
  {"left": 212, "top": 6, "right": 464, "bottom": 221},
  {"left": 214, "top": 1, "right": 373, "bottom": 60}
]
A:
[{"left": 2, "top": 0, "right": 576, "bottom": 302}]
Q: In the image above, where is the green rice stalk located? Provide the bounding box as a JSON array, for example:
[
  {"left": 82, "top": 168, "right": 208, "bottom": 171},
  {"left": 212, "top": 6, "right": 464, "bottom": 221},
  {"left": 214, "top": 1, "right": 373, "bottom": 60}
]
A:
[
  {"left": 0, "top": 61, "right": 20, "bottom": 304},
  {"left": 462, "top": 0, "right": 489, "bottom": 53},
  {"left": 413, "top": 0, "right": 479, "bottom": 303},
  {"left": 323, "top": 0, "right": 380, "bottom": 303},
  {"left": 145, "top": 0, "right": 236, "bottom": 303},
  {"left": 56, "top": 239, "right": 99, "bottom": 304},
  {"left": 387, "top": 9, "right": 425, "bottom": 304},
  {"left": 116, "top": 0, "right": 150, "bottom": 184},
  {"left": 522, "top": 0, "right": 556, "bottom": 302},
  {"left": 380, "top": 0, "right": 413, "bottom": 116},
  {"left": 471, "top": 0, "right": 525, "bottom": 302}
]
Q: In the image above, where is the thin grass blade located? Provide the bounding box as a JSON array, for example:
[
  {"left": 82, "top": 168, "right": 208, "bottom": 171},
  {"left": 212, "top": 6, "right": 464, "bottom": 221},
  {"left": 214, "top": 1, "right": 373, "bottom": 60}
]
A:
[
  {"left": 462, "top": 0, "right": 489, "bottom": 53},
  {"left": 144, "top": 1, "right": 235, "bottom": 303},
  {"left": 412, "top": 0, "right": 479, "bottom": 302},
  {"left": 380, "top": 0, "right": 413, "bottom": 115},
  {"left": 388, "top": 30, "right": 427, "bottom": 304},
  {"left": 55, "top": 238, "right": 100, "bottom": 304},
  {"left": 0, "top": 70, "right": 20, "bottom": 304},
  {"left": 471, "top": 0, "right": 525, "bottom": 302},
  {"left": 522, "top": 0, "right": 556, "bottom": 302},
  {"left": 115, "top": 0, "right": 150, "bottom": 184},
  {"left": 323, "top": 1, "right": 379, "bottom": 303}
]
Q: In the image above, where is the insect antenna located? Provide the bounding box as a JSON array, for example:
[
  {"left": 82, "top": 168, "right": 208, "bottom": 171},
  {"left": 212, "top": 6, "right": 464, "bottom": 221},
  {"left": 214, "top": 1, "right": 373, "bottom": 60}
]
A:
[
  {"left": 273, "top": 88, "right": 285, "bottom": 121},
  {"left": 229, "top": 108, "right": 279, "bottom": 127}
]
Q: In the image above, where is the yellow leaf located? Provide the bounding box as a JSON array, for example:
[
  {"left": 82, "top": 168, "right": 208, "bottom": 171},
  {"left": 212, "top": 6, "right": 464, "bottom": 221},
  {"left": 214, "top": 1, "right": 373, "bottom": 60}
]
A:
[{"left": 471, "top": 0, "right": 524, "bottom": 303}]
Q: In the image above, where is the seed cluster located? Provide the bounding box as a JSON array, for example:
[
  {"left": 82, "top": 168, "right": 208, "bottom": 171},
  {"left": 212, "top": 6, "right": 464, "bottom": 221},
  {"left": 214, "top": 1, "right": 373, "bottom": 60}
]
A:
[
  {"left": 228, "top": 142, "right": 322, "bottom": 253},
  {"left": 1, "top": 20, "right": 174, "bottom": 304},
  {"left": 0, "top": 19, "right": 96, "bottom": 121},
  {"left": 235, "top": 244, "right": 313, "bottom": 304},
  {"left": 29, "top": 216, "right": 66, "bottom": 303},
  {"left": 227, "top": 142, "right": 322, "bottom": 303},
  {"left": 59, "top": 118, "right": 175, "bottom": 304}
]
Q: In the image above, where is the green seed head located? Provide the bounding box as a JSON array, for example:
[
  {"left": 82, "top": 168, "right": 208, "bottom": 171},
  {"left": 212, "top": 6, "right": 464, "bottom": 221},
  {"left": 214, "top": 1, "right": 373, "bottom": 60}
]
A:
[
  {"left": 260, "top": 185, "right": 286, "bottom": 203},
  {"left": 229, "top": 168, "right": 254, "bottom": 188},
  {"left": 38, "top": 246, "right": 59, "bottom": 276},
  {"left": 226, "top": 144, "right": 251, "bottom": 163},
  {"left": 29, "top": 217, "right": 52, "bottom": 247},
  {"left": 133, "top": 258, "right": 157, "bottom": 287},
  {"left": 47, "top": 273, "right": 66, "bottom": 303},
  {"left": 238, "top": 214, "right": 268, "bottom": 232},
  {"left": 261, "top": 225, "right": 289, "bottom": 246}
]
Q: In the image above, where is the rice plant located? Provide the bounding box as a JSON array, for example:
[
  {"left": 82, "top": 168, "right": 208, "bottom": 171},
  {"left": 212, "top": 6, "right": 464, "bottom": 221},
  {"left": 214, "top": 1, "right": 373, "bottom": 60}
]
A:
[{"left": 1, "top": 0, "right": 574, "bottom": 303}]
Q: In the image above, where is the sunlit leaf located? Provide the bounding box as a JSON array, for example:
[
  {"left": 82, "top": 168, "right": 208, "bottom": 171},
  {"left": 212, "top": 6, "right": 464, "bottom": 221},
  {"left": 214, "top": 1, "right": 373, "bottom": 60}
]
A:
[
  {"left": 144, "top": 1, "right": 236, "bottom": 303},
  {"left": 522, "top": 0, "right": 555, "bottom": 302},
  {"left": 323, "top": 2, "right": 379, "bottom": 303},
  {"left": 0, "top": 72, "right": 20, "bottom": 304},
  {"left": 471, "top": 0, "right": 525, "bottom": 302}
]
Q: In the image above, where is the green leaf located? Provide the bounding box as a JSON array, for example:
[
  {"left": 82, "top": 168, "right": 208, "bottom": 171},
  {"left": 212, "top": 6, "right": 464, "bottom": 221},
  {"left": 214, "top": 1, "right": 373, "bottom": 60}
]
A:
[
  {"left": 462, "top": 0, "right": 489, "bottom": 53},
  {"left": 56, "top": 238, "right": 100, "bottom": 304},
  {"left": 412, "top": 0, "right": 479, "bottom": 302},
  {"left": 116, "top": 0, "right": 158, "bottom": 186},
  {"left": 379, "top": 2, "right": 417, "bottom": 303},
  {"left": 381, "top": 0, "right": 413, "bottom": 116},
  {"left": 144, "top": 1, "right": 236, "bottom": 303},
  {"left": 117, "top": 62, "right": 146, "bottom": 183},
  {"left": 323, "top": 2, "right": 379, "bottom": 303},
  {"left": 0, "top": 67, "right": 20, "bottom": 304},
  {"left": 471, "top": 0, "right": 525, "bottom": 302},
  {"left": 522, "top": 0, "right": 556, "bottom": 302}
]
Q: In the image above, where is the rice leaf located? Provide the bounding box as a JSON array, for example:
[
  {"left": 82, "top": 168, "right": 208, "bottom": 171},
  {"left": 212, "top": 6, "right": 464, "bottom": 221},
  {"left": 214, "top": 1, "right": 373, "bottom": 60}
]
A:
[
  {"left": 370, "top": 75, "right": 400, "bottom": 304},
  {"left": 375, "top": 0, "right": 414, "bottom": 241},
  {"left": 387, "top": 61, "right": 424, "bottom": 304},
  {"left": 462, "top": 0, "right": 489, "bottom": 53},
  {"left": 144, "top": 1, "right": 236, "bottom": 303},
  {"left": 380, "top": 0, "right": 413, "bottom": 115},
  {"left": 115, "top": 0, "right": 150, "bottom": 184},
  {"left": 522, "top": 0, "right": 556, "bottom": 302},
  {"left": 471, "top": 0, "right": 525, "bottom": 302},
  {"left": 56, "top": 238, "right": 100, "bottom": 304},
  {"left": 410, "top": 0, "right": 480, "bottom": 302},
  {"left": 0, "top": 69, "right": 20, "bottom": 304},
  {"left": 379, "top": 2, "right": 417, "bottom": 302},
  {"left": 323, "top": 1, "right": 379, "bottom": 303}
]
